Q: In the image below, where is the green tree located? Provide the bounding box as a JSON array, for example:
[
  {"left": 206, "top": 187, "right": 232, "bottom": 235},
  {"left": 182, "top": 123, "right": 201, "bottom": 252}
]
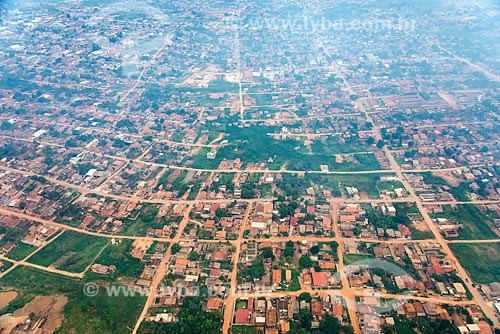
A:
[
  {"left": 189, "top": 251, "right": 200, "bottom": 261},
  {"left": 171, "top": 243, "right": 181, "bottom": 254},
  {"left": 309, "top": 245, "right": 320, "bottom": 255},
  {"left": 298, "top": 292, "right": 312, "bottom": 302},
  {"left": 299, "top": 308, "right": 312, "bottom": 330},
  {"left": 284, "top": 241, "right": 295, "bottom": 258},
  {"left": 299, "top": 255, "right": 313, "bottom": 268},
  {"left": 261, "top": 247, "right": 275, "bottom": 260}
]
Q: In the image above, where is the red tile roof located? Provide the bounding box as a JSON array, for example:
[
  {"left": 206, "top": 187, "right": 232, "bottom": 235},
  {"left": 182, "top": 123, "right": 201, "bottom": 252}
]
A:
[
  {"left": 234, "top": 309, "right": 250, "bottom": 324},
  {"left": 311, "top": 271, "right": 327, "bottom": 287}
]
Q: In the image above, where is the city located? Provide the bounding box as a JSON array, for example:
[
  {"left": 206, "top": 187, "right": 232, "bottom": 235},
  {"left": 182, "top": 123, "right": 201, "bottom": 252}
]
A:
[{"left": 0, "top": 0, "right": 499, "bottom": 334}]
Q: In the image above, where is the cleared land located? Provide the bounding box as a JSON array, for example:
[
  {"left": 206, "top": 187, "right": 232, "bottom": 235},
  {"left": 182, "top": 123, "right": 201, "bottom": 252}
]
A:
[
  {"left": 0, "top": 266, "right": 146, "bottom": 334},
  {"left": 27, "top": 231, "right": 108, "bottom": 273},
  {"left": 431, "top": 205, "right": 499, "bottom": 240},
  {"left": 450, "top": 243, "right": 500, "bottom": 284}
]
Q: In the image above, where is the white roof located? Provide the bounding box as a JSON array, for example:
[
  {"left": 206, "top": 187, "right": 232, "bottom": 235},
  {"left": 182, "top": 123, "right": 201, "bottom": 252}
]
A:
[
  {"left": 251, "top": 222, "right": 266, "bottom": 229},
  {"left": 185, "top": 275, "right": 199, "bottom": 282},
  {"left": 85, "top": 168, "right": 97, "bottom": 177},
  {"left": 466, "top": 324, "right": 481, "bottom": 331},
  {"left": 494, "top": 302, "right": 500, "bottom": 313},
  {"left": 255, "top": 316, "right": 266, "bottom": 323}
]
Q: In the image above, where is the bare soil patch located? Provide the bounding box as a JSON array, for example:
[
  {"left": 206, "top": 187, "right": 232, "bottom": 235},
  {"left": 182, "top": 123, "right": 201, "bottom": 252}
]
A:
[
  {"left": 132, "top": 239, "right": 153, "bottom": 259},
  {"left": 359, "top": 191, "right": 370, "bottom": 200},
  {"left": 0, "top": 295, "right": 67, "bottom": 334},
  {"left": 412, "top": 220, "right": 430, "bottom": 232},
  {"left": 0, "top": 291, "right": 17, "bottom": 311},
  {"left": 432, "top": 171, "right": 460, "bottom": 187}
]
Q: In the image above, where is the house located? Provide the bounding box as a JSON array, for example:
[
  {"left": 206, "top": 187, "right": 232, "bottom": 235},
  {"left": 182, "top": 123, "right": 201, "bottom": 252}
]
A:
[
  {"left": 303, "top": 273, "right": 312, "bottom": 285},
  {"left": 466, "top": 305, "right": 483, "bottom": 320},
  {"left": 413, "top": 302, "right": 426, "bottom": 317},
  {"left": 211, "top": 251, "right": 228, "bottom": 261},
  {"left": 311, "top": 299, "right": 323, "bottom": 317},
  {"left": 453, "top": 282, "right": 467, "bottom": 296},
  {"left": 403, "top": 303, "right": 417, "bottom": 318},
  {"left": 475, "top": 321, "right": 493, "bottom": 334},
  {"left": 175, "top": 258, "right": 190, "bottom": 269},
  {"left": 234, "top": 309, "right": 250, "bottom": 324},
  {"left": 318, "top": 261, "right": 335, "bottom": 270},
  {"left": 266, "top": 308, "right": 277, "bottom": 326},
  {"left": 0, "top": 242, "right": 16, "bottom": 254},
  {"left": 311, "top": 271, "right": 328, "bottom": 287},
  {"left": 285, "top": 270, "right": 292, "bottom": 282},
  {"left": 206, "top": 299, "right": 223, "bottom": 312},
  {"left": 423, "top": 302, "right": 437, "bottom": 317},
  {"left": 263, "top": 202, "right": 273, "bottom": 215},
  {"left": 272, "top": 269, "right": 282, "bottom": 285},
  {"left": 332, "top": 303, "right": 343, "bottom": 319}
]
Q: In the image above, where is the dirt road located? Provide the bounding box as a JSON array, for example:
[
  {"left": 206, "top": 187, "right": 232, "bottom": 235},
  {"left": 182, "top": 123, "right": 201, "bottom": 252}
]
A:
[{"left": 131, "top": 203, "right": 193, "bottom": 334}]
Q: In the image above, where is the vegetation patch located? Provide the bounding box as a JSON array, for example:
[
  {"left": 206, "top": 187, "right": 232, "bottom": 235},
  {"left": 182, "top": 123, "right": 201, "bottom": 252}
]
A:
[
  {"left": 450, "top": 243, "right": 500, "bottom": 284},
  {"left": 27, "top": 231, "right": 108, "bottom": 273},
  {"left": 0, "top": 267, "right": 146, "bottom": 334}
]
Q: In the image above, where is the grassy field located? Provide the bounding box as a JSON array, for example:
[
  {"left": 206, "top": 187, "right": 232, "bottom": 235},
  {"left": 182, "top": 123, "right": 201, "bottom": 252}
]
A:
[
  {"left": 86, "top": 239, "right": 145, "bottom": 280},
  {"left": 311, "top": 136, "right": 374, "bottom": 154},
  {"left": 411, "top": 229, "right": 435, "bottom": 240},
  {"left": 6, "top": 242, "right": 37, "bottom": 261},
  {"left": 450, "top": 243, "right": 500, "bottom": 284},
  {"left": 420, "top": 172, "right": 470, "bottom": 202},
  {"left": 432, "top": 205, "right": 498, "bottom": 240},
  {"left": 308, "top": 173, "right": 389, "bottom": 198},
  {"left": 235, "top": 299, "right": 248, "bottom": 310},
  {"left": 377, "top": 181, "right": 404, "bottom": 192},
  {"left": 343, "top": 254, "right": 373, "bottom": 265},
  {"left": 0, "top": 260, "right": 13, "bottom": 273},
  {"left": 189, "top": 125, "right": 382, "bottom": 172},
  {"left": 363, "top": 202, "right": 431, "bottom": 240},
  {"left": 232, "top": 325, "right": 260, "bottom": 334},
  {"left": 0, "top": 267, "right": 146, "bottom": 333},
  {"left": 282, "top": 269, "right": 301, "bottom": 292},
  {"left": 27, "top": 231, "right": 108, "bottom": 273},
  {"left": 121, "top": 205, "right": 161, "bottom": 236}
]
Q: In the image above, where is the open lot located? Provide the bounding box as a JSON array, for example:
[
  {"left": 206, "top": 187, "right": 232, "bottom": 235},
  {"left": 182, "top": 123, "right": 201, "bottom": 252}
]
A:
[
  {"left": 450, "top": 243, "right": 500, "bottom": 284},
  {"left": 6, "top": 242, "right": 37, "bottom": 261},
  {"left": 87, "top": 239, "right": 145, "bottom": 280},
  {"left": 27, "top": 231, "right": 108, "bottom": 273},
  {"left": 432, "top": 205, "right": 499, "bottom": 240},
  {"left": 0, "top": 266, "right": 146, "bottom": 334}
]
